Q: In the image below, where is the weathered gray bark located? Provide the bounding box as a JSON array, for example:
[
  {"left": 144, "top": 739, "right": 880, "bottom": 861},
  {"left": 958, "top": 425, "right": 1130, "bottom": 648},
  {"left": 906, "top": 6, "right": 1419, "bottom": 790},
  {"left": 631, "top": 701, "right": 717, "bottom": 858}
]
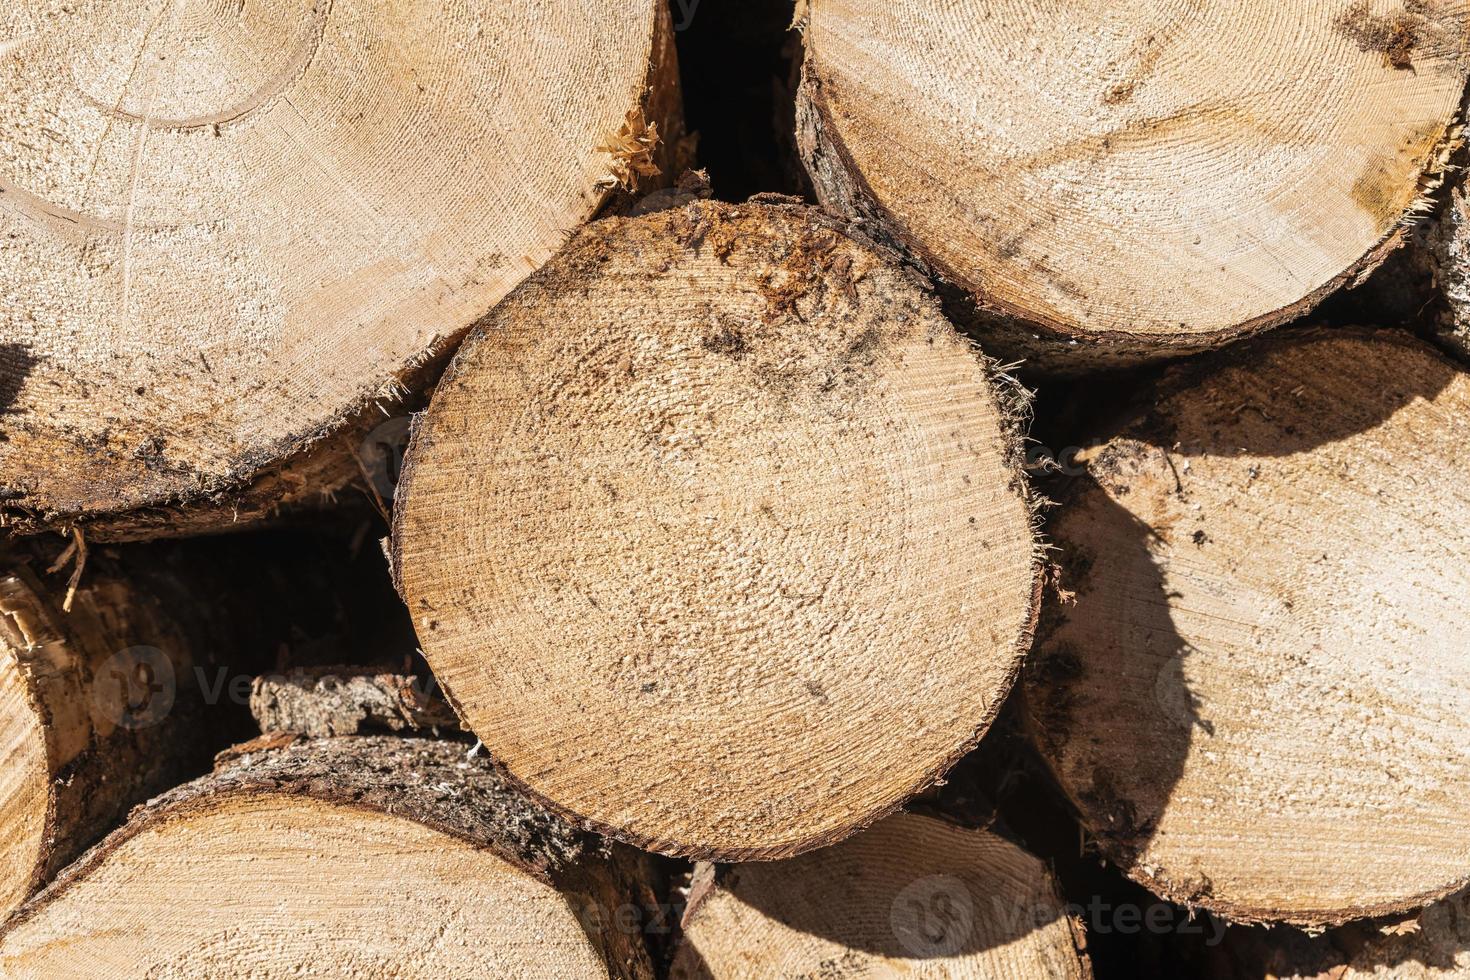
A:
[{"left": 250, "top": 666, "right": 458, "bottom": 738}]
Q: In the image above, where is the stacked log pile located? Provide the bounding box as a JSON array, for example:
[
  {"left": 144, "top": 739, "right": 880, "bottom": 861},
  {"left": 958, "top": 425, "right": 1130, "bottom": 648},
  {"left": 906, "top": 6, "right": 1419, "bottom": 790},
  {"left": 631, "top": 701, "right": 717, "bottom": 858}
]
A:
[{"left": 1, "top": 2, "right": 1468, "bottom": 978}]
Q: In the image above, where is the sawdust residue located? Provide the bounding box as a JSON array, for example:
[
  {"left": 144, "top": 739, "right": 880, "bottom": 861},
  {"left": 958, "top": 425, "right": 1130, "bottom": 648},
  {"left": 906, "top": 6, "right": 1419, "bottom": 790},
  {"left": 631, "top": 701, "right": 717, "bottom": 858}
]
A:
[
  {"left": 700, "top": 321, "right": 750, "bottom": 359},
  {"left": 754, "top": 222, "right": 862, "bottom": 323},
  {"left": 597, "top": 108, "right": 663, "bottom": 191}
]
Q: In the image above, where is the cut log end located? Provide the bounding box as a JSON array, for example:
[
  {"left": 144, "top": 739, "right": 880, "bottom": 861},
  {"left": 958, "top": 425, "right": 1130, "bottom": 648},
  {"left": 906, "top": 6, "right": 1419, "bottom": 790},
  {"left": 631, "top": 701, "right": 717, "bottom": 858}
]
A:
[
  {"left": 0, "top": 588, "right": 49, "bottom": 920},
  {"left": 798, "top": 1, "right": 1469, "bottom": 368},
  {"left": 0, "top": 0, "right": 681, "bottom": 535},
  {"left": 1027, "top": 328, "right": 1470, "bottom": 925},
  {"left": 669, "top": 811, "right": 1091, "bottom": 979},
  {"left": 0, "top": 737, "right": 654, "bottom": 980},
  {"left": 0, "top": 548, "right": 205, "bottom": 921},
  {"left": 393, "top": 200, "right": 1040, "bottom": 861}
]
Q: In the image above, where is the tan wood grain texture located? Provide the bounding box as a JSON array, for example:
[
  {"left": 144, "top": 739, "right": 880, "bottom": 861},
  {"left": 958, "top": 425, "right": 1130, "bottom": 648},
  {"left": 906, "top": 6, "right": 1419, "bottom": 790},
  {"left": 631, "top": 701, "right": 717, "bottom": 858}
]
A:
[
  {"left": 392, "top": 200, "right": 1040, "bottom": 861},
  {"left": 1026, "top": 328, "right": 1470, "bottom": 926},
  {"left": 797, "top": 0, "right": 1469, "bottom": 369},
  {"left": 669, "top": 811, "right": 1091, "bottom": 979},
  {"left": 0, "top": 0, "right": 681, "bottom": 538},
  {"left": 0, "top": 736, "right": 656, "bottom": 979},
  {"left": 0, "top": 545, "right": 206, "bottom": 923}
]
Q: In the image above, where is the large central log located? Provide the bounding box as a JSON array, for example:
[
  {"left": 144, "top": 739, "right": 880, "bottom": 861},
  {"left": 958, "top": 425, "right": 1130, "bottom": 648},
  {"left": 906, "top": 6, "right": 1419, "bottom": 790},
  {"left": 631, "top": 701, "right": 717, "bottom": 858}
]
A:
[{"left": 392, "top": 200, "right": 1040, "bottom": 860}]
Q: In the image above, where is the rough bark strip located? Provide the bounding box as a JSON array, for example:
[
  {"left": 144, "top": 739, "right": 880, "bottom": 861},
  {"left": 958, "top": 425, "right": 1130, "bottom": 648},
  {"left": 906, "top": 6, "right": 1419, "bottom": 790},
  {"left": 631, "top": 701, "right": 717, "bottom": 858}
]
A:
[
  {"left": 1424, "top": 179, "right": 1470, "bottom": 357},
  {"left": 250, "top": 666, "right": 458, "bottom": 738}
]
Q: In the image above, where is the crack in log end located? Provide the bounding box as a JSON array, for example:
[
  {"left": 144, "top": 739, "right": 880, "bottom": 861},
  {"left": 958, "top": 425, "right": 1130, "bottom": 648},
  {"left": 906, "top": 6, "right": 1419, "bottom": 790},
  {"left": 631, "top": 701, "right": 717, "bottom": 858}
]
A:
[
  {"left": 1101, "top": 34, "right": 1165, "bottom": 106},
  {"left": 1102, "top": 80, "right": 1138, "bottom": 106}
]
